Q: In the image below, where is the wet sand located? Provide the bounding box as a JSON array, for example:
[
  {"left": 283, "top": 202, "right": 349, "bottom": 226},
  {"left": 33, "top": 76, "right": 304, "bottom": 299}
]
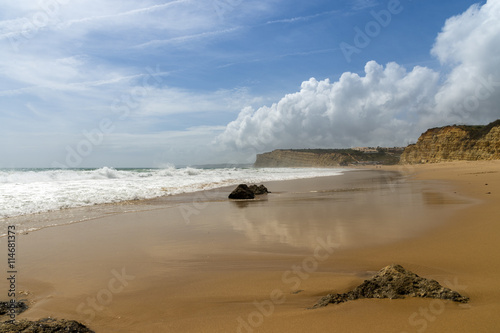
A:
[{"left": 1, "top": 161, "right": 499, "bottom": 332}]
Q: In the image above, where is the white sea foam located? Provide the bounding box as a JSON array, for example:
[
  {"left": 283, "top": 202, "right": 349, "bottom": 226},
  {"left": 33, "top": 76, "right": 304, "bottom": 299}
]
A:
[{"left": 0, "top": 167, "right": 345, "bottom": 218}]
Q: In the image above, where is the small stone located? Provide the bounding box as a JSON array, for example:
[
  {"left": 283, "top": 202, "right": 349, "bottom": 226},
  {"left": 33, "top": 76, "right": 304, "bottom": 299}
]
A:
[{"left": 291, "top": 290, "right": 304, "bottom": 295}]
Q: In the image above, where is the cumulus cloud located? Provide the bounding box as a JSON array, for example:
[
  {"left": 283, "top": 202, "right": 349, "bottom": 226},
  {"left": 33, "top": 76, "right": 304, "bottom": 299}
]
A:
[
  {"left": 216, "top": 0, "right": 500, "bottom": 152},
  {"left": 217, "top": 61, "right": 439, "bottom": 151},
  {"left": 432, "top": 0, "right": 500, "bottom": 125}
]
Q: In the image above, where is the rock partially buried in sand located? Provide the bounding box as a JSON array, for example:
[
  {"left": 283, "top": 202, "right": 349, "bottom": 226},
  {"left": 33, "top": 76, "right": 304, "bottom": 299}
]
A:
[
  {"left": 228, "top": 184, "right": 269, "bottom": 199},
  {"left": 0, "top": 318, "right": 94, "bottom": 333},
  {"left": 312, "top": 264, "right": 469, "bottom": 309},
  {"left": 0, "top": 301, "right": 28, "bottom": 316}
]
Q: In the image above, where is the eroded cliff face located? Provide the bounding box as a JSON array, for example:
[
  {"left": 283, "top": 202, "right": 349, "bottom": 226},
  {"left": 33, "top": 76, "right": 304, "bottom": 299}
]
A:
[
  {"left": 254, "top": 150, "right": 350, "bottom": 167},
  {"left": 400, "top": 120, "right": 500, "bottom": 164}
]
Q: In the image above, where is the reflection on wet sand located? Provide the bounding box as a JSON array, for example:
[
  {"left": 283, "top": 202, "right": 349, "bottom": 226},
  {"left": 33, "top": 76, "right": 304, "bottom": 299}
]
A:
[{"left": 225, "top": 172, "right": 472, "bottom": 250}]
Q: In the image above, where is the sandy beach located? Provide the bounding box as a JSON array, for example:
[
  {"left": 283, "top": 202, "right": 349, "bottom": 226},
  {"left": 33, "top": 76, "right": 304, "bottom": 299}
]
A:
[{"left": 1, "top": 161, "right": 500, "bottom": 332}]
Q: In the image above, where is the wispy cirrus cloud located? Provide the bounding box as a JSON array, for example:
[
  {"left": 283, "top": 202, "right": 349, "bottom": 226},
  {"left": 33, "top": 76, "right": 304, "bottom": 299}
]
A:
[
  {"left": 265, "top": 10, "right": 339, "bottom": 25},
  {"left": 351, "top": 0, "right": 380, "bottom": 11},
  {"left": 59, "top": 0, "right": 191, "bottom": 28},
  {"left": 134, "top": 27, "right": 242, "bottom": 48}
]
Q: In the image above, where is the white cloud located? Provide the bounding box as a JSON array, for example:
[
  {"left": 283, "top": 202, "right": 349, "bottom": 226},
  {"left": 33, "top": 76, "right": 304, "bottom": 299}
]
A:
[
  {"left": 216, "top": 0, "right": 500, "bottom": 153},
  {"left": 135, "top": 86, "right": 263, "bottom": 117},
  {"left": 59, "top": 0, "right": 191, "bottom": 28},
  {"left": 216, "top": 61, "right": 439, "bottom": 151},
  {"left": 0, "top": 0, "right": 247, "bottom": 53},
  {"left": 432, "top": 0, "right": 500, "bottom": 125}
]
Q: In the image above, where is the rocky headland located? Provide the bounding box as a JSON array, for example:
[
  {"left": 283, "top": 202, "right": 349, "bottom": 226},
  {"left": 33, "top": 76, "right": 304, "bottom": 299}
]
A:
[
  {"left": 400, "top": 119, "right": 500, "bottom": 164},
  {"left": 254, "top": 148, "right": 402, "bottom": 167}
]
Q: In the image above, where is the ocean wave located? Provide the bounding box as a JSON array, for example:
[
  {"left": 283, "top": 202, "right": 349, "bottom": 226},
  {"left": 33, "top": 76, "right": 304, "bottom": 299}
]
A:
[{"left": 0, "top": 167, "right": 345, "bottom": 218}]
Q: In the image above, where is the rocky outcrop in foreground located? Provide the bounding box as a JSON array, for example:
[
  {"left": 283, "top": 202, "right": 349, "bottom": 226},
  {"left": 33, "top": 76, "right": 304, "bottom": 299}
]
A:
[
  {"left": 228, "top": 184, "right": 269, "bottom": 199},
  {"left": 0, "top": 301, "right": 27, "bottom": 316},
  {"left": 400, "top": 119, "right": 500, "bottom": 164},
  {"left": 312, "top": 264, "right": 469, "bottom": 308},
  {"left": 0, "top": 318, "right": 94, "bottom": 333}
]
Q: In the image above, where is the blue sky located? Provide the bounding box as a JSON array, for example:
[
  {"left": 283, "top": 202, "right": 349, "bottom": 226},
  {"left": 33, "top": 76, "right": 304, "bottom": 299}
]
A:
[{"left": 1, "top": 0, "right": 498, "bottom": 167}]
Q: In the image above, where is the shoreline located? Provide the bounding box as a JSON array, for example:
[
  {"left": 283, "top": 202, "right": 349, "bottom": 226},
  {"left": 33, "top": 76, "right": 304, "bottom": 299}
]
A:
[
  {"left": 1, "top": 162, "right": 499, "bottom": 332},
  {"left": 0, "top": 167, "right": 351, "bottom": 237}
]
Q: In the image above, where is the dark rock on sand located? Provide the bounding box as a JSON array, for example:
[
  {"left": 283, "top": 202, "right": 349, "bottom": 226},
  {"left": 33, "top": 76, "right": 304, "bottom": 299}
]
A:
[
  {"left": 228, "top": 184, "right": 269, "bottom": 199},
  {"left": 228, "top": 184, "right": 255, "bottom": 199},
  {"left": 0, "top": 318, "right": 94, "bottom": 333},
  {"left": 248, "top": 184, "right": 269, "bottom": 195},
  {"left": 0, "top": 301, "right": 28, "bottom": 316},
  {"left": 312, "top": 264, "right": 469, "bottom": 309}
]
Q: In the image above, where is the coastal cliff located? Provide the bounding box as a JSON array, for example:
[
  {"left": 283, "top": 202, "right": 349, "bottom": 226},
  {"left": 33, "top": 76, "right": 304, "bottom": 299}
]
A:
[
  {"left": 254, "top": 148, "right": 402, "bottom": 167},
  {"left": 400, "top": 120, "right": 500, "bottom": 164},
  {"left": 254, "top": 150, "right": 349, "bottom": 167}
]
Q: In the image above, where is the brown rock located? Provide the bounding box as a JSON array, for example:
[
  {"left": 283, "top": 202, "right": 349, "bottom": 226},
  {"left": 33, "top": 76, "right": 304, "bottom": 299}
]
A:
[
  {"left": 228, "top": 184, "right": 255, "bottom": 199},
  {"left": 0, "top": 318, "right": 94, "bottom": 333},
  {"left": 248, "top": 184, "right": 269, "bottom": 195},
  {"left": 312, "top": 264, "right": 469, "bottom": 309},
  {"left": 0, "top": 301, "right": 27, "bottom": 316}
]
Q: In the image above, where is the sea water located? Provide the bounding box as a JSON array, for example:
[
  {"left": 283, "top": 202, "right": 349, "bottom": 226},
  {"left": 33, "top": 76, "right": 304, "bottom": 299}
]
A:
[{"left": 0, "top": 166, "right": 345, "bottom": 219}]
